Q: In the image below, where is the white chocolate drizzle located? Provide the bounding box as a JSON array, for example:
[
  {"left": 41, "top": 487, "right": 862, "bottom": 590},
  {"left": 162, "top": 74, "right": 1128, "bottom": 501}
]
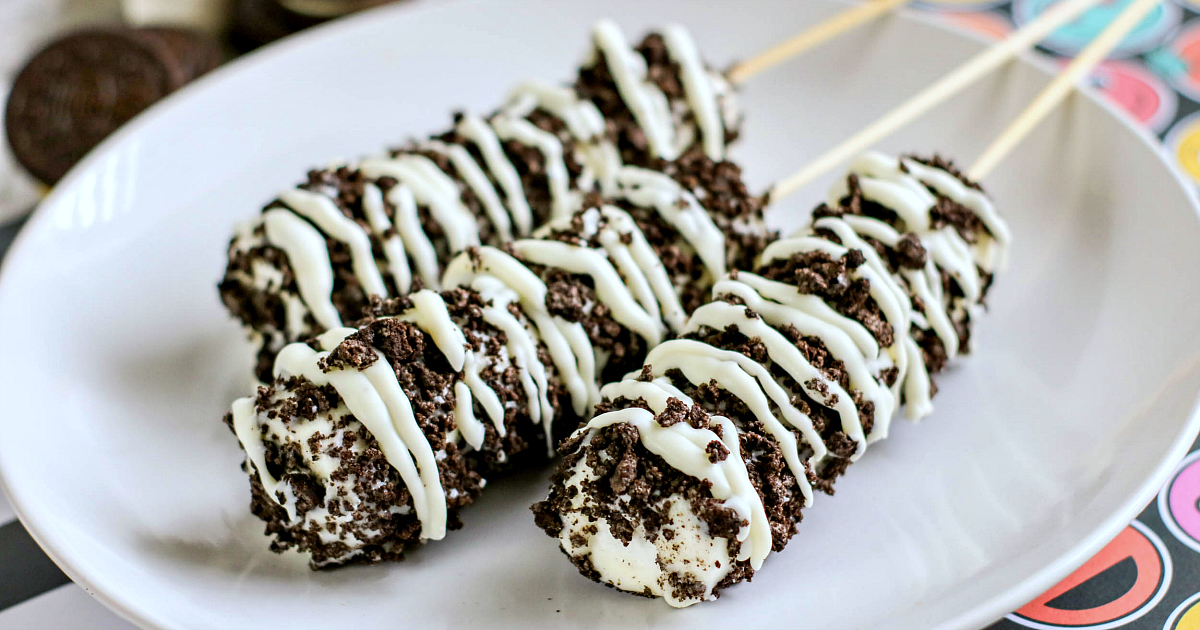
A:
[
  {"left": 443, "top": 247, "right": 595, "bottom": 417},
  {"left": 638, "top": 339, "right": 820, "bottom": 504},
  {"left": 228, "top": 21, "right": 738, "bottom": 352},
  {"left": 361, "top": 182, "right": 413, "bottom": 294},
  {"left": 615, "top": 167, "right": 727, "bottom": 282},
  {"left": 711, "top": 273, "right": 895, "bottom": 435},
  {"left": 489, "top": 115, "right": 574, "bottom": 220},
  {"left": 358, "top": 154, "right": 481, "bottom": 255},
  {"left": 592, "top": 19, "right": 678, "bottom": 160},
  {"left": 440, "top": 171, "right": 732, "bottom": 414},
  {"left": 505, "top": 81, "right": 621, "bottom": 194},
  {"left": 230, "top": 289, "right": 548, "bottom": 543},
  {"left": 555, "top": 153, "right": 1010, "bottom": 603},
  {"left": 588, "top": 20, "right": 731, "bottom": 161},
  {"left": 424, "top": 139, "right": 514, "bottom": 242},
  {"left": 511, "top": 236, "right": 666, "bottom": 345},
  {"left": 661, "top": 24, "right": 725, "bottom": 161},
  {"left": 261, "top": 208, "right": 342, "bottom": 330},
  {"left": 472, "top": 276, "right": 555, "bottom": 439},
  {"left": 277, "top": 188, "right": 389, "bottom": 298},
  {"left": 454, "top": 113, "right": 536, "bottom": 236}
]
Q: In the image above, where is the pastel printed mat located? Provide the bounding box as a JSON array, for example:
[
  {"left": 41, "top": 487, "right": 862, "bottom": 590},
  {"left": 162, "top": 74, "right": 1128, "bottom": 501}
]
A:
[{"left": 921, "top": 4, "right": 1200, "bottom": 628}]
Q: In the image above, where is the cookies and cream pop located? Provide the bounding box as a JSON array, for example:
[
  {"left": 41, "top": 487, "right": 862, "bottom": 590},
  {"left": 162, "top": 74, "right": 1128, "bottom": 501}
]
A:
[
  {"left": 533, "top": 152, "right": 1010, "bottom": 606},
  {"left": 218, "top": 20, "right": 741, "bottom": 379}
]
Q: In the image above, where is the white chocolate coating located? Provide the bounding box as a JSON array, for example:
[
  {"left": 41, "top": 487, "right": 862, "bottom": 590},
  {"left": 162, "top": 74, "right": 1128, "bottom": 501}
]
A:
[
  {"left": 558, "top": 481, "right": 733, "bottom": 607},
  {"left": 559, "top": 385, "right": 761, "bottom": 605}
]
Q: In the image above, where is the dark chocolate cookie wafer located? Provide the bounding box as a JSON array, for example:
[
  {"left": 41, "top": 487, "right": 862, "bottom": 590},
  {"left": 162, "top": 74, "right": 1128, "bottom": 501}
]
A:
[
  {"left": 5, "top": 30, "right": 185, "bottom": 185},
  {"left": 137, "top": 27, "right": 224, "bottom": 83}
]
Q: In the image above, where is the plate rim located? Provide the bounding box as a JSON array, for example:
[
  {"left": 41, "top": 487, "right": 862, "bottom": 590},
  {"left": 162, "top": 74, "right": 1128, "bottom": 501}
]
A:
[
  {"left": 0, "top": 2, "right": 464, "bottom": 628},
  {"left": 894, "top": 10, "right": 1200, "bottom": 630},
  {"left": 0, "top": 3, "right": 1197, "bottom": 629}
]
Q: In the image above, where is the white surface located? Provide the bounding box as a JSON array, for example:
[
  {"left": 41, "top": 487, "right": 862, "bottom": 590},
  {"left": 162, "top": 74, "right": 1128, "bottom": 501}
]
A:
[
  {"left": 0, "top": 1, "right": 1198, "bottom": 629},
  {"left": 0, "top": 586, "right": 134, "bottom": 630}
]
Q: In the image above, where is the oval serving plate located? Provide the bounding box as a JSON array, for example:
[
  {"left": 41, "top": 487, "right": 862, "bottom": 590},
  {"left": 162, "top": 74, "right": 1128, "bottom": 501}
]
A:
[{"left": 1, "top": 1, "right": 1198, "bottom": 628}]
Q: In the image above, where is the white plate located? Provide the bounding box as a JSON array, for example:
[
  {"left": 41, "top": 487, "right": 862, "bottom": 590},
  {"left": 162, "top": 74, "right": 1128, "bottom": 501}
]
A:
[{"left": 2, "top": 1, "right": 1199, "bottom": 629}]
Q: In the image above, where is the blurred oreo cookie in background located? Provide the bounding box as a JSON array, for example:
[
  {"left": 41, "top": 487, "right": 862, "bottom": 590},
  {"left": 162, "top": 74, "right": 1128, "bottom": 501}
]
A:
[
  {"left": 0, "top": 0, "right": 400, "bottom": 220},
  {"left": 5, "top": 27, "right": 223, "bottom": 185}
]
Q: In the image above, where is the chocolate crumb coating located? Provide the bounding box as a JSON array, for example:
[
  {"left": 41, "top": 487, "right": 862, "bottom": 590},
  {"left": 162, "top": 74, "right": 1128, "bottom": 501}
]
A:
[
  {"left": 534, "top": 152, "right": 1011, "bottom": 606},
  {"left": 229, "top": 287, "right": 566, "bottom": 568},
  {"left": 218, "top": 21, "right": 742, "bottom": 380},
  {"left": 442, "top": 160, "right": 772, "bottom": 404}
]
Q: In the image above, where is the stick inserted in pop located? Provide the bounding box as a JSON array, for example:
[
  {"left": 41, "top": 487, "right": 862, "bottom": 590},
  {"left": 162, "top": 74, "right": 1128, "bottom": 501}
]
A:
[
  {"left": 728, "top": 0, "right": 911, "bottom": 84},
  {"left": 770, "top": 0, "right": 1103, "bottom": 201},
  {"left": 967, "top": 0, "right": 1160, "bottom": 180}
]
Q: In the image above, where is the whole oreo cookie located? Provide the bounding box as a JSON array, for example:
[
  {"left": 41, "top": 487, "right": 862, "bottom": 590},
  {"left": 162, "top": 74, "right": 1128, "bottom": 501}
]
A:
[{"left": 5, "top": 30, "right": 185, "bottom": 185}]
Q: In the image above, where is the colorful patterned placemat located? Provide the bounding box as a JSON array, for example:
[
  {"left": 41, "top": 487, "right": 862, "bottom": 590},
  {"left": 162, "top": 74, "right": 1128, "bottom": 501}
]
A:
[{"left": 913, "top": 4, "right": 1200, "bottom": 627}]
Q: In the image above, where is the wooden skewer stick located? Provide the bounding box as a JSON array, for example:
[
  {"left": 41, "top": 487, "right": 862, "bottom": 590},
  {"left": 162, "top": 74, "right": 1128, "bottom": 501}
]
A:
[
  {"left": 728, "top": 0, "right": 911, "bottom": 85},
  {"left": 956, "top": 0, "right": 1188, "bottom": 482},
  {"left": 967, "top": 0, "right": 1160, "bottom": 180},
  {"left": 769, "top": 0, "right": 1102, "bottom": 202}
]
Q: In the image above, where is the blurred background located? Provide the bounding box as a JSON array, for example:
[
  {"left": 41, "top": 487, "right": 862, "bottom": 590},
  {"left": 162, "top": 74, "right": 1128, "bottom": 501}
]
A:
[
  {"left": 0, "top": 0, "right": 403, "bottom": 226},
  {"left": 7, "top": 0, "right": 1200, "bottom": 228},
  {"left": 7, "top": 0, "right": 1200, "bottom": 229}
]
